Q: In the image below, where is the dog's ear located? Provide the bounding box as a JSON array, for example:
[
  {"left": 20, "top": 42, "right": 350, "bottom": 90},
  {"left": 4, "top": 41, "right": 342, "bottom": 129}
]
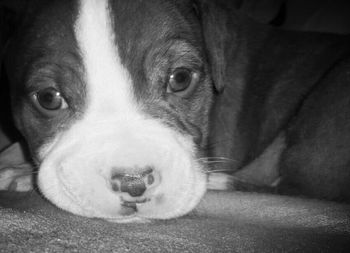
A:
[{"left": 192, "top": 0, "right": 241, "bottom": 93}]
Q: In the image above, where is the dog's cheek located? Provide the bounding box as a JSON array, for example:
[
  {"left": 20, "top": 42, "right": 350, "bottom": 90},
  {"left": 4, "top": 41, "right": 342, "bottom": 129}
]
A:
[
  {"left": 11, "top": 103, "right": 47, "bottom": 155},
  {"left": 184, "top": 86, "right": 214, "bottom": 148}
]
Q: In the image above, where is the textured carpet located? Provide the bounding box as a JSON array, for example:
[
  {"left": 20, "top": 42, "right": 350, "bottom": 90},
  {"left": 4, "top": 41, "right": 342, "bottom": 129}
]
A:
[{"left": 1, "top": 190, "right": 350, "bottom": 253}]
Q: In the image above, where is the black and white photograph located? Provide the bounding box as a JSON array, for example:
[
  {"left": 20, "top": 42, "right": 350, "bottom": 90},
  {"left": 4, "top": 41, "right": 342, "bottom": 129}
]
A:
[{"left": 0, "top": 0, "right": 350, "bottom": 252}]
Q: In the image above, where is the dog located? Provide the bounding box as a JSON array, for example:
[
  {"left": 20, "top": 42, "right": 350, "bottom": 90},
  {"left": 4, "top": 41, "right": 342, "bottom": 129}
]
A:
[{"left": 1, "top": 0, "right": 350, "bottom": 222}]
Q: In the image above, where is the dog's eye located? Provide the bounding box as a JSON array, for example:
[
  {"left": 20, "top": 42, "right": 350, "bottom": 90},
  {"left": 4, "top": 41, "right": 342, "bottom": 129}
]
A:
[
  {"left": 167, "top": 68, "right": 193, "bottom": 93},
  {"left": 36, "top": 87, "right": 66, "bottom": 110},
  {"left": 32, "top": 87, "right": 68, "bottom": 114}
]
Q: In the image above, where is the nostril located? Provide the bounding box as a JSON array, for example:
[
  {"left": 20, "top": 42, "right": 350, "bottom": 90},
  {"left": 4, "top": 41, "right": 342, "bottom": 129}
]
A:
[
  {"left": 143, "top": 167, "right": 154, "bottom": 175},
  {"left": 111, "top": 182, "right": 119, "bottom": 192},
  {"left": 147, "top": 174, "right": 155, "bottom": 185}
]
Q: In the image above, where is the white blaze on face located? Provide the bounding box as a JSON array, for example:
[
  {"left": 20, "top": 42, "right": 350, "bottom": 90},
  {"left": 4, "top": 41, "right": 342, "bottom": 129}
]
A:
[
  {"left": 37, "top": 0, "right": 207, "bottom": 222},
  {"left": 75, "top": 0, "right": 138, "bottom": 119}
]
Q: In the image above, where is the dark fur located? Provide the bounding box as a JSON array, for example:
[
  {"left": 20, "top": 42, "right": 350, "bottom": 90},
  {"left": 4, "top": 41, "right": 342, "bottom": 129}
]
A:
[
  {"left": 198, "top": 0, "right": 350, "bottom": 202},
  {"left": 2, "top": 0, "right": 350, "bottom": 202}
]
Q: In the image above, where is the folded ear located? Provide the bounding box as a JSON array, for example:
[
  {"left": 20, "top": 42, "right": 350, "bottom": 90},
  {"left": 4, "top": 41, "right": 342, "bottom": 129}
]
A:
[{"left": 193, "top": 0, "right": 242, "bottom": 93}]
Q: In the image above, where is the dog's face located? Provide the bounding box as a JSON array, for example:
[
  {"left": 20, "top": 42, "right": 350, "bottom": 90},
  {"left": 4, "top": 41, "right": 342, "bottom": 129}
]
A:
[{"left": 7, "top": 0, "right": 220, "bottom": 221}]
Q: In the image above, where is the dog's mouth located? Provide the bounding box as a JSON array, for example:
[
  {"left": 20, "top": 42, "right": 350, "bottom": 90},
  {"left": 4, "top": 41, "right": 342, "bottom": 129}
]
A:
[
  {"left": 121, "top": 197, "right": 150, "bottom": 206},
  {"left": 119, "top": 197, "right": 150, "bottom": 215}
]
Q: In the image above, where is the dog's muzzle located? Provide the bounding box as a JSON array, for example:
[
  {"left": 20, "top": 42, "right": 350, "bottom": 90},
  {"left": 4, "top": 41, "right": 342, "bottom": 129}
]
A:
[{"left": 37, "top": 117, "right": 207, "bottom": 222}]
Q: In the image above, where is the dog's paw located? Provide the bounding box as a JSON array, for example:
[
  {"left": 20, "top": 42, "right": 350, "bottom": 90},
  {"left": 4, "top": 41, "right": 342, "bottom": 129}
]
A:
[
  {"left": 207, "top": 173, "right": 233, "bottom": 190},
  {"left": 0, "top": 165, "right": 33, "bottom": 192},
  {"left": 207, "top": 172, "right": 281, "bottom": 193}
]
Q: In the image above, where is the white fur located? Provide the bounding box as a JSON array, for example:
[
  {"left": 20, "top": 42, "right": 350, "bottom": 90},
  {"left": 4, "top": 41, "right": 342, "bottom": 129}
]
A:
[{"left": 37, "top": 0, "right": 207, "bottom": 221}]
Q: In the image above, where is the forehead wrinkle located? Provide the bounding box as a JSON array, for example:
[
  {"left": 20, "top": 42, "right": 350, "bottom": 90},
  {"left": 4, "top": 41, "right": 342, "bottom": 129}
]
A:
[
  {"left": 106, "top": 1, "right": 203, "bottom": 103},
  {"left": 74, "top": 0, "right": 138, "bottom": 116},
  {"left": 110, "top": 0, "right": 200, "bottom": 65}
]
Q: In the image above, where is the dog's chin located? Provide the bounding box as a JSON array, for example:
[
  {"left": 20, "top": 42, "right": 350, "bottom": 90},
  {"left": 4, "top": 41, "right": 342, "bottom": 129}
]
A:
[{"left": 36, "top": 121, "right": 207, "bottom": 222}]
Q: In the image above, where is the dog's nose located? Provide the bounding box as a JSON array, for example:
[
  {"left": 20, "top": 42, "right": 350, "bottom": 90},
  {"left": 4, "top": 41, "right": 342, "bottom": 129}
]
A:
[{"left": 111, "top": 167, "right": 158, "bottom": 197}]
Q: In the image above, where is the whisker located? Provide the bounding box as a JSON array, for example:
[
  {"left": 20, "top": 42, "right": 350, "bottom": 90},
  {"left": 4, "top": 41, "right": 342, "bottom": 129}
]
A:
[
  {"left": 196, "top": 156, "right": 240, "bottom": 164},
  {"left": 203, "top": 137, "right": 236, "bottom": 150},
  {"left": 200, "top": 161, "right": 233, "bottom": 165},
  {"left": 205, "top": 169, "right": 234, "bottom": 174},
  {"left": 198, "top": 156, "right": 239, "bottom": 162}
]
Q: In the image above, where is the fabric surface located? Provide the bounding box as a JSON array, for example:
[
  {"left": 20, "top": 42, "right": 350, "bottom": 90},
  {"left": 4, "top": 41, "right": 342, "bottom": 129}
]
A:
[
  {"left": 0, "top": 144, "right": 350, "bottom": 252},
  {"left": 1, "top": 190, "right": 350, "bottom": 252}
]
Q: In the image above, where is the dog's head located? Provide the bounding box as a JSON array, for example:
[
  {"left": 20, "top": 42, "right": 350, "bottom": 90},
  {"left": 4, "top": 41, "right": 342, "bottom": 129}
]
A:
[{"left": 5, "top": 0, "right": 238, "bottom": 221}]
